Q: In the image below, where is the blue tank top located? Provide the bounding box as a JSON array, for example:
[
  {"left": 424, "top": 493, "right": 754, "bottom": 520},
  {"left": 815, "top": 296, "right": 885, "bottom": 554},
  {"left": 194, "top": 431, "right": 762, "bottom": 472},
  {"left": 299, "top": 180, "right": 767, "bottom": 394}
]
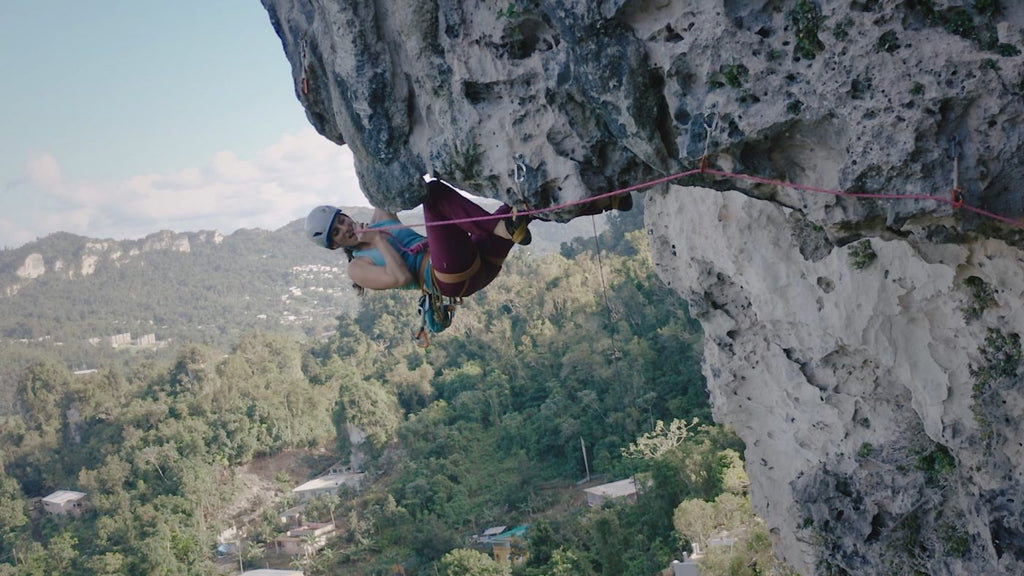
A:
[{"left": 351, "top": 220, "right": 434, "bottom": 293}]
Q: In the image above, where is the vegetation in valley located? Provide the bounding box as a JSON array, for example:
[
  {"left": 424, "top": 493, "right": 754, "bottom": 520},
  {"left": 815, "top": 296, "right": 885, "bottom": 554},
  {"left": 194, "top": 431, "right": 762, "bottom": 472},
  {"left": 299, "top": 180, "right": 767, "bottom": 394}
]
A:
[{"left": 0, "top": 206, "right": 773, "bottom": 575}]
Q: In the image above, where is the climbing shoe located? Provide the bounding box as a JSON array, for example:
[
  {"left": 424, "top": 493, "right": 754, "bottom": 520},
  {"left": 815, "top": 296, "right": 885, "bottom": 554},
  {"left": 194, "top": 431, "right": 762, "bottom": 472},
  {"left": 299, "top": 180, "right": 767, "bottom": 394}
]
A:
[
  {"left": 609, "top": 193, "right": 633, "bottom": 212},
  {"left": 504, "top": 215, "right": 532, "bottom": 245}
]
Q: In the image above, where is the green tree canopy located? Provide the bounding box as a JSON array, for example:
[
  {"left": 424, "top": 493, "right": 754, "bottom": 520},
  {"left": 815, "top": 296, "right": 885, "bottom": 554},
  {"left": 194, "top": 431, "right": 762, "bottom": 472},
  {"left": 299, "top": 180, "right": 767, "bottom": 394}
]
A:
[{"left": 439, "top": 548, "right": 511, "bottom": 576}]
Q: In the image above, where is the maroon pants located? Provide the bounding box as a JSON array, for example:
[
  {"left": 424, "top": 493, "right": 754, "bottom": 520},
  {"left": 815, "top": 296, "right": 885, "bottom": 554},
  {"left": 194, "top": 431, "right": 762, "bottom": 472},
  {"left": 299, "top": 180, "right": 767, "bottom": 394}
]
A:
[{"left": 423, "top": 180, "right": 515, "bottom": 297}]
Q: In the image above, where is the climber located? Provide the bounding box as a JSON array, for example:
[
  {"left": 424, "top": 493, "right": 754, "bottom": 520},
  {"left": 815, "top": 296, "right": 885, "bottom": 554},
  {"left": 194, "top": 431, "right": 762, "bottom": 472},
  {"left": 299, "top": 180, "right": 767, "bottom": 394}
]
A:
[
  {"left": 306, "top": 178, "right": 632, "bottom": 339},
  {"left": 306, "top": 178, "right": 535, "bottom": 300}
]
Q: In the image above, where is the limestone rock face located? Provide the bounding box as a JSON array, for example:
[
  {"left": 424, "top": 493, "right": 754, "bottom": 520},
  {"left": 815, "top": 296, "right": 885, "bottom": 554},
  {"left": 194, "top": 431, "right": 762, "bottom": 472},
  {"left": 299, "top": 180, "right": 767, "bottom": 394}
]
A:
[
  {"left": 262, "top": 1, "right": 1024, "bottom": 574},
  {"left": 1, "top": 230, "right": 215, "bottom": 295},
  {"left": 262, "top": 0, "right": 1024, "bottom": 228},
  {"left": 649, "top": 185, "right": 1024, "bottom": 575},
  {"left": 141, "top": 231, "right": 191, "bottom": 254},
  {"left": 16, "top": 254, "right": 45, "bottom": 280}
]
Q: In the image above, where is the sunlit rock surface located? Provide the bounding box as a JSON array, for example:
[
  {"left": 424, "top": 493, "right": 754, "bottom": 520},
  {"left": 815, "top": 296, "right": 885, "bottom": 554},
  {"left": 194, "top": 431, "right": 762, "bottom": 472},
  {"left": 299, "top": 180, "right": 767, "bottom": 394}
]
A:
[
  {"left": 649, "top": 185, "right": 1024, "bottom": 575},
  {"left": 3, "top": 231, "right": 216, "bottom": 290},
  {"left": 15, "top": 254, "right": 45, "bottom": 280}
]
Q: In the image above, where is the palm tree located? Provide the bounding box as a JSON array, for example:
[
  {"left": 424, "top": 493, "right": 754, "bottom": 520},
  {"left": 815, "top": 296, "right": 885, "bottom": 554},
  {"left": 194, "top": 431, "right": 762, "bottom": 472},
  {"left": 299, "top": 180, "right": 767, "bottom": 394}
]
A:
[
  {"left": 301, "top": 531, "right": 322, "bottom": 561},
  {"left": 309, "top": 547, "right": 336, "bottom": 576},
  {"left": 242, "top": 542, "right": 265, "bottom": 570}
]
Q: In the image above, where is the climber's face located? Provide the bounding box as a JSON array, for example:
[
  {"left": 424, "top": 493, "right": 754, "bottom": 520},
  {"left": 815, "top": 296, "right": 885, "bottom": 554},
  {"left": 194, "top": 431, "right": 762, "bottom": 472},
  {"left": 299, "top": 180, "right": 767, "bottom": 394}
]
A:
[{"left": 328, "top": 214, "right": 359, "bottom": 249}]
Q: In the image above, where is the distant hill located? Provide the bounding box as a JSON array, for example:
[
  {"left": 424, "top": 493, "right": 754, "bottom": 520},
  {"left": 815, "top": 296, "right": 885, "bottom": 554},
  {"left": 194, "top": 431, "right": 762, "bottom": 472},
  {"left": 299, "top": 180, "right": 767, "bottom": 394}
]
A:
[
  {"left": 0, "top": 208, "right": 610, "bottom": 355},
  {"left": 0, "top": 214, "right": 360, "bottom": 351}
]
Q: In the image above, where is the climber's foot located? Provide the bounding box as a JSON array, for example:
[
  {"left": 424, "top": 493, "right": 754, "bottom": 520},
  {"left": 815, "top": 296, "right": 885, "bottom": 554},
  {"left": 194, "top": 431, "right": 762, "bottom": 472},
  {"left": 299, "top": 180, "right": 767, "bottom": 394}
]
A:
[{"left": 503, "top": 215, "right": 532, "bottom": 245}]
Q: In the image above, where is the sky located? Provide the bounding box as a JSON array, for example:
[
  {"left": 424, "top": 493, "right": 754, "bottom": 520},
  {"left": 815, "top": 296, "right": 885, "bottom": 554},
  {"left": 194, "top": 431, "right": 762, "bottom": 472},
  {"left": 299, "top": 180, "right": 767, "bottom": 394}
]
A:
[{"left": 0, "top": 2, "right": 369, "bottom": 249}]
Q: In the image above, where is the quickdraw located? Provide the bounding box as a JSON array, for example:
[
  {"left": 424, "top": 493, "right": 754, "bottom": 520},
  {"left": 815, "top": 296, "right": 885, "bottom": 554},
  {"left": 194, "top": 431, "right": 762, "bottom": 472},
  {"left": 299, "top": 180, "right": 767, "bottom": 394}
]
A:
[
  {"left": 699, "top": 111, "right": 719, "bottom": 173},
  {"left": 949, "top": 136, "right": 964, "bottom": 209},
  {"left": 299, "top": 38, "right": 311, "bottom": 96},
  {"left": 413, "top": 292, "right": 458, "bottom": 348},
  {"left": 951, "top": 185, "right": 964, "bottom": 209}
]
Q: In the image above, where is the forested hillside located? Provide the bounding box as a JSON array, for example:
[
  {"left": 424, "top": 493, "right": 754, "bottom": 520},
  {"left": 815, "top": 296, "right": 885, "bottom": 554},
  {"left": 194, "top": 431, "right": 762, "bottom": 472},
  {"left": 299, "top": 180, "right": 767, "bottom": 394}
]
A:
[
  {"left": 0, "top": 206, "right": 777, "bottom": 575},
  {"left": 0, "top": 217, "right": 368, "bottom": 348},
  {"left": 0, "top": 208, "right": 603, "bottom": 415}
]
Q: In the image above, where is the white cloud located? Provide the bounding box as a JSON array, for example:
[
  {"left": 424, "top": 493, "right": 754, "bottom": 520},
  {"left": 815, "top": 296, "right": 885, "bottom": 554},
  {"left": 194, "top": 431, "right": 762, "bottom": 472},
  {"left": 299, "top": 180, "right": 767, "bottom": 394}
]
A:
[
  {"left": 163, "top": 166, "right": 205, "bottom": 189},
  {"left": 257, "top": 129, "right": 364, "bottom": 206},
  {"left": 211, "top": 150, "right": 259, "bottom": 181},
  {"left": 26, "top": 152, "right": 62, "bottom": 188},
  {"left": 2, "top": 129, "right": 369, "bottom": 248},
  {"left": 37, "top": 205, "right": 105, "bottom": 238}
]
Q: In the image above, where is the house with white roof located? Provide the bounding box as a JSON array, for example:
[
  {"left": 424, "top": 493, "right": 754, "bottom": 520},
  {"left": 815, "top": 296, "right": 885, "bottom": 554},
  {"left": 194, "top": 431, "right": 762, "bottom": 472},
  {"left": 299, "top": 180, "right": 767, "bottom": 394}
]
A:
[
  {"left": 291, "top": 466, "right": 364, "bottom": 502},
  {"left": 41, "top": 490, "right": 88, "bottom": 517},
  {"left": 583, "top": 478, "right": 638, "bottom": 507},
  {"left": 273, "top": 522, "right": 335, "bottom": 557}
]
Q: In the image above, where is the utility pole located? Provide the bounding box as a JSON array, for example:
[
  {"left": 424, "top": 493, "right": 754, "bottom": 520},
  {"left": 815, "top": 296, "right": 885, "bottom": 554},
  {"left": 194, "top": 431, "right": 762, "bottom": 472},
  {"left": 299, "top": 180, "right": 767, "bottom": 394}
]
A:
[{"left": 580, "top": 437, "right": 590, "bottom": 482}]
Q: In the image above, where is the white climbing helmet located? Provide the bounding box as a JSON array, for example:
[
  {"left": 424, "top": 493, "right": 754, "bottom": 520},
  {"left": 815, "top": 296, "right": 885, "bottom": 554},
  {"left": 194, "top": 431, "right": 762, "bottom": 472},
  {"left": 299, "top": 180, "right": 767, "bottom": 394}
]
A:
[{"left": 305, "top": 205, "right": 342, "bottom": 248}]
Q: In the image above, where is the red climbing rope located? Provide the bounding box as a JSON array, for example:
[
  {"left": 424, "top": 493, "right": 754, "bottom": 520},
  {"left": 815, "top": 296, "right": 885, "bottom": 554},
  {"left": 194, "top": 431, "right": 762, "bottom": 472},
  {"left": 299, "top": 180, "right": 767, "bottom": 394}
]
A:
[{"left": 364, "top": 164, "right": 1021, "bottom": 233}]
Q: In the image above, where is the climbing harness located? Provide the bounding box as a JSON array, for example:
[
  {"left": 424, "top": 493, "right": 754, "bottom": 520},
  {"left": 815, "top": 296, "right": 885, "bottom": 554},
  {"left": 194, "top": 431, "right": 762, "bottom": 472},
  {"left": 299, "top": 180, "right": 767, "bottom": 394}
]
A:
[
  {"left": 410, "top": 156, "right": 536, "bottom": 346},
  {"left": 357, "top": 228, "right": 446, "bottom": 347},
  {"left": 375, "top": 232, "right": 448, "bottom": 347}
]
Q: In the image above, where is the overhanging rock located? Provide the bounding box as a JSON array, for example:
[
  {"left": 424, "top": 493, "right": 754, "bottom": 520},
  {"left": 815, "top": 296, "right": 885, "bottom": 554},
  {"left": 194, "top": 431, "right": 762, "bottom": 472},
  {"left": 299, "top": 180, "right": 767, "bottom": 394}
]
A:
[{"left": 262, "top": 2, "right": 1024, "bottom": 574}]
